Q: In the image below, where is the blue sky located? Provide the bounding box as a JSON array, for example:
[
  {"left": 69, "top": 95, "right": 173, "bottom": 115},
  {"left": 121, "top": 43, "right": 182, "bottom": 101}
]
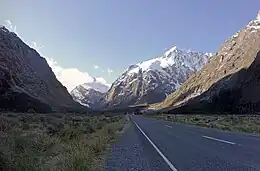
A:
[{"left": 1, "top": 0, "right": 259, "bottom": 90}]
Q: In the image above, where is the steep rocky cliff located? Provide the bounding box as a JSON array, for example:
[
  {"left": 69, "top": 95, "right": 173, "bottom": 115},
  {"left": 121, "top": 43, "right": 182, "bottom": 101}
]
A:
[
  {"left": 0, "top": 26, "right": 86, "bottom": 112},
  {"left": 158, "top": 12, "right": 260, "bottom": 114}
]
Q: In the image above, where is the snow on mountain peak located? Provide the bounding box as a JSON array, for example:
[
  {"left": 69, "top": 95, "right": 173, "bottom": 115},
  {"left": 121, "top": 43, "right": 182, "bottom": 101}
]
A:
[
  {"left": 126, "top": 46, "right": 211, "bottom": 76},
  {"left": 164, "top": 46, "right": 177, "bottom": 57},
  {"left": 247, "top": 11, "right": 260, "bottom": 32},
  {"left": 103, "top": 45, "right": 212, "bottom": 108},
  {"left": 70, "top": 77, "right": 111, "bottom": 108},
  {"left": 71, "top": 77, "right": 110, "bottom": 96},
  {"left": 257, "top": 11, "right": 260, "bottom": 21},
  {"left": 81, "top": 81, "right": 109, "bottom": 93}
]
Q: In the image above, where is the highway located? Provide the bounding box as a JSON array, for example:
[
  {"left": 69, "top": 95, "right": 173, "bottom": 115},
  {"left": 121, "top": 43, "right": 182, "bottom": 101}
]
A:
[{"left": 105, "top": 115, "right": 260, "bottom": 171}]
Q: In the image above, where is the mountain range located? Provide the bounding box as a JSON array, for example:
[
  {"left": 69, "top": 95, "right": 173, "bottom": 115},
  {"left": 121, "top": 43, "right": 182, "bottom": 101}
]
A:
[
  {"left": 100, "top": 46, "right": 212, "bottom": 108},
  {"left": 1, "top": 12, "right": 260, "bottom": 114},
  {"left": 155, "top": 12, "right": 260, "bottom": 114}
]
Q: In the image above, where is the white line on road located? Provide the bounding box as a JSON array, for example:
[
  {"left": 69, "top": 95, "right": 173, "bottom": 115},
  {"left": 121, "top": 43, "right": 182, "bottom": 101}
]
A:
[
  {"left": 165, "top": 125, "right": 172, "bottom": 128},
  {"left": 202, "top": 135, "right": 236, "bottom": 145},
  {"left": 132, "top": 119, "right": 178, "bottom": 171}
]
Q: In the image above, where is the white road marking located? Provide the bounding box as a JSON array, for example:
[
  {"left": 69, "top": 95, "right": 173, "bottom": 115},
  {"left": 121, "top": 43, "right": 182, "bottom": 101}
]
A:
[
  {"left": 202, "top": 135, "right": 236, "bottom": 145},
  {"left": 165, "top": 125, "right": 172, "bottom": 128},
  {"left": 132, "top": 119, "right": 178, "bottom": 171}
]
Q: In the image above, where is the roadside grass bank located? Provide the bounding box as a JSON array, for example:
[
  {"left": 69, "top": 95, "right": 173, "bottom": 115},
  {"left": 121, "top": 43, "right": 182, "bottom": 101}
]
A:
[
  {"left": 145, "top": 114, "right": 260, "bottom": 134},
  {"left": 0, "top": 112, "right": 126, "bottom": 171}
]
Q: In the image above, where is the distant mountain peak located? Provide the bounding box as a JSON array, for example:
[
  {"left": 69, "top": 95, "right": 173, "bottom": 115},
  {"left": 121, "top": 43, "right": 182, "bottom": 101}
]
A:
[
  {"left": 125, "top": 46, "right": 211, "bottom": 76},
  {"left": 247, "top": 11, "right": 260, "bottom": 32},
  {"left": 164, "top": 46, "right": 177, "bottom": 57},
  {"left": 101, "top": 45, "right": 212, "bottom": 108},
  {"left": 70, "top": 78, "right": 110, "bottom": 108}
]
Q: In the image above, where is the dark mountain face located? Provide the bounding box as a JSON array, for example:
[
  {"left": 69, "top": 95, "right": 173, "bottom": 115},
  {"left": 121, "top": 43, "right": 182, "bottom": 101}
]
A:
[
  {"left": 0, "top": 26, "right": 87, "bottom": 113},
  {"left": 158, "top": 12, "right": 260, "bottom": 114}
]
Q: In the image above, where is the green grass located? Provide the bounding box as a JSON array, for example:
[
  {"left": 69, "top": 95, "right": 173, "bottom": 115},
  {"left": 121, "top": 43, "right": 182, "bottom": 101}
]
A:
[
  {"left": 146, "top": 114, "right": 260, "bottom": 134},
  {"left": 0, "top": 113, "right": 126, "bottom": 171}
]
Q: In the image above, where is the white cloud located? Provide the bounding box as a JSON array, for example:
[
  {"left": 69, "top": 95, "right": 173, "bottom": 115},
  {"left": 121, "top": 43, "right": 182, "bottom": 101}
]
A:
[
  {"left": 95, "top": 77, "right": 111, "bottom": 87},
  {"left": 46, "top": 57, "right": 110, "bottom": 91},
  {"left": 93, "top": 64, "right": 99, "bottom": 69},
  {"left": 31, "top": 41, "right": 44, "bottom": 51},
  {"left": 4, "top": 20, "right": 17, "bottom": 33},
  {"left": 2, "top": 20, "right": 111, "bottom": 92},
  {"left": 107, "top": 68, "right": 113, "bottom": 75}
]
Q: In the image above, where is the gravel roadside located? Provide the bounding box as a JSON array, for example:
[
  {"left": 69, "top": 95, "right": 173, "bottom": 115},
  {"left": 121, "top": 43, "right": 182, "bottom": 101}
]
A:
[{"left": 104, "top": 117, "right": 171, "bottom": 171}]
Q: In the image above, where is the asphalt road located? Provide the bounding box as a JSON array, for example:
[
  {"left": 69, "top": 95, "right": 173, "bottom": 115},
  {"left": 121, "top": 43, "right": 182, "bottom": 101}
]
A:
[{"left": 105, "top": 115, "right": 260, "bottom": 171}]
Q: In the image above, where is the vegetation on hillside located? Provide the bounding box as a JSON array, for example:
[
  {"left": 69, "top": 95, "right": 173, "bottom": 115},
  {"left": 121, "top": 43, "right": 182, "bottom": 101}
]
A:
[{"left": 0, "top": 112, "right": 125, "bottom": 171}]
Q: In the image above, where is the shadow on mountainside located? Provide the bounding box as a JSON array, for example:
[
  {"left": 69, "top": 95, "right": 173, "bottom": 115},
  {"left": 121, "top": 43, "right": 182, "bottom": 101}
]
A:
[{"left": 168, "top": 51, "right": 260, "bottom": 115}]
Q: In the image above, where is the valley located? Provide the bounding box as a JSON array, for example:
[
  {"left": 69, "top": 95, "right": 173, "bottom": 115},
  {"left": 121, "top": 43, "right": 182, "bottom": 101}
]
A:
[{"left": 0, "top": 4, "right": 260, "bottom": 171}]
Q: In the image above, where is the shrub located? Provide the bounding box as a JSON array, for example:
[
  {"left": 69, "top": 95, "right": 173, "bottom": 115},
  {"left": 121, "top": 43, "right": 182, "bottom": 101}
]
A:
[{"left": 0, "top": 113, "right": 124, "bottom": 171}]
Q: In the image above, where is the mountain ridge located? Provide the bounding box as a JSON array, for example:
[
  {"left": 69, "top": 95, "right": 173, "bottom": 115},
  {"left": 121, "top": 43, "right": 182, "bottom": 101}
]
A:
[
  {"left": 0, "top": 26, "right": 87, "bottom": 113},
  {"left": 101, "top": 46, "right": 212, "bottom": 108},
  {"left": 156, "top": 12, "right": 260, "bottom": 113}
]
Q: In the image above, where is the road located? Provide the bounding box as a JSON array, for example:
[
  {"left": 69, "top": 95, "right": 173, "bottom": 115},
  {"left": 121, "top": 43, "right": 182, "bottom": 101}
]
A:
[{"left": 105, "top": 115, "right": 260, "bottom": 171}]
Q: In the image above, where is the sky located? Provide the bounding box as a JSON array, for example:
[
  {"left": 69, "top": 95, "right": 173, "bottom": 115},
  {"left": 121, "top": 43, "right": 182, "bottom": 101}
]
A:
[{"left": 0, "top": 0, "right": 259, "bottom": 91}]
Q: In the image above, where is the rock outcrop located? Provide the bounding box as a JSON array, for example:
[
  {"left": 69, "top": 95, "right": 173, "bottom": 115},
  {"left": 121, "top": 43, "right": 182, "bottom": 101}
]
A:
[
  {"left": 158, "top": 12, "right": 260, "bottom": 114},
  {"left": 0, "top": 26, "right": 87, "bottom": 113}
]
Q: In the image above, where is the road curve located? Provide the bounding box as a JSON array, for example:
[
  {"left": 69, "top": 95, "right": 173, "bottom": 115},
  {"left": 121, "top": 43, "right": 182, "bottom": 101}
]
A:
[{"left": 105, "top": 115, "right": 260, "bottom": 171}]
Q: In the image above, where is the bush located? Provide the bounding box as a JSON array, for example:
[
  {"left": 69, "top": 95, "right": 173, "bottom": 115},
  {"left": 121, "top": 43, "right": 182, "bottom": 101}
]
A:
[{"left": 0, "top": 113, "right": 124, "bottom": 171}]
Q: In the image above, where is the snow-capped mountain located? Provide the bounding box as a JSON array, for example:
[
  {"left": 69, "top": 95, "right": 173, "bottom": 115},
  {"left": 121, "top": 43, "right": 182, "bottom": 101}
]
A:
[
  {"left": 71, "top": 78, "right": 110, "bottom": 108},
  {"left": 101, "top": 46, "right": 212, "bottom": 108}
]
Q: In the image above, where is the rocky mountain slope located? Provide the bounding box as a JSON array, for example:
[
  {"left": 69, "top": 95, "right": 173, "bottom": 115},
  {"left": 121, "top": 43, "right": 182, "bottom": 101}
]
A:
[
  {"left": 0, "top": 26, "right": 87, "bottom": 113},
  {"left": 157, "top": 12, "right": 260, "bottom": 114},
  {"left": 71, "top": 78, "right": 110, "bottom": 108},
  {"left": 101, "top": 46, "right": 212, "bottom": 108}
]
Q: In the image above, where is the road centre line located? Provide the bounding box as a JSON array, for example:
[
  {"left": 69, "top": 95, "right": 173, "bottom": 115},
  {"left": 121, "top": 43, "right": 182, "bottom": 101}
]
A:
[{"left": 202, "top": 135, "right": 236, "bottom": 145}]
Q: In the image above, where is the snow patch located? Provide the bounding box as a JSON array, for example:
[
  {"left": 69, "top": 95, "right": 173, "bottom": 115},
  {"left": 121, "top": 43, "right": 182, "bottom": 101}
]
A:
[
  {"left": 164, "top": 46, "right": 177, "bottom": 57},
  {"left": 257, "top": 11, "right": 260, "bottom": 21},
  {"left": 76, "top": 99, "right": 90, "bottom": 107},
  {"left": 128, "top": 66, "right": 140, "bottom": 75},
  {"left": 128, "top": 78, "right": 137, "bottom": 85},
  {"left": 80, "top": 79, "right": 110, "bottom": 93},
  {"left": 246, "top": 12, "right": 260, "bottom": 31},
  {"left": 175, "top": 80, "right": 181, "bottom": 89},
  {"left": 125, "top": 46, "right": 211, "bottom": 76},
  {"left": 71, "top": 89, "right": 84, "bottom": 100}
]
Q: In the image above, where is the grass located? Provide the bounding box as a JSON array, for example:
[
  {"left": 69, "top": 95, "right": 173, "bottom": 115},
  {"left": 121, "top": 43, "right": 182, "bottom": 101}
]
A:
[
  {"left": 146, "top": 114, "right": 260, "bottom": 134},
  {"left": 0, "top": 112, "right": 126, "bottom": 171}
]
